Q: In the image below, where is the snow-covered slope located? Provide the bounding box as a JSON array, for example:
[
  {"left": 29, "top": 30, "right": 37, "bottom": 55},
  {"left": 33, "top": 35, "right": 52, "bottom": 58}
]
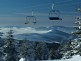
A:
[
  {"left": 40, "top": 55, "right": 81, "bottom": 61},
  {"left": 19, "top": 55, "right": 81, "bottom": 61}
]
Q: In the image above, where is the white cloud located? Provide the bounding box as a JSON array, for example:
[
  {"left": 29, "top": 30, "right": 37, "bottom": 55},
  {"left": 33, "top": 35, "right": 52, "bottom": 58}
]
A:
[
  {"left": 12, "top": 27, "right": 51, "bottom": 34},
  {"left": 0, "top": 27, "right": 51, "bottom": 37}
]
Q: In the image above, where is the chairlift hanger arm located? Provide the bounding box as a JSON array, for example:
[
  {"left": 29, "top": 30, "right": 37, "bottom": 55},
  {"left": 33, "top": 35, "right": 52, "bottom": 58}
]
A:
[{"left": 52, "top": 4, "right": 55, "bottom": 10}]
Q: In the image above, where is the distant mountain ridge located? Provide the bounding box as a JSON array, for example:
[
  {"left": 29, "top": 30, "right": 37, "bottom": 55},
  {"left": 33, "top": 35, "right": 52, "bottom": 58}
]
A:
[
  {"left": 0, "top": 26, "right": 76, "bottom": 43},
  {"left": 14, "top": 29, "right": 76, "bottom": 43},
  {"left": 36, "top": 26, "right": 75, "bottom": 33}
]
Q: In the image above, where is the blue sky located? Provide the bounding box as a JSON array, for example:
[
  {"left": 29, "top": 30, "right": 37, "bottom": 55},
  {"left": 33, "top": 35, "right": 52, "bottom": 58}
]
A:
[{"left": 0, "top": 0, "right": 81, "bottom": 27}]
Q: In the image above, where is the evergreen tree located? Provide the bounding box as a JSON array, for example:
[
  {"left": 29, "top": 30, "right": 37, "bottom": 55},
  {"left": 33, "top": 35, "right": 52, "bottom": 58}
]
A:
[
  {"left": 19, "top": 39, "right": 30, "bottom": 60},
  {"left": 62, "top": 40, "right": 73, "bottom": 59},
  {"left": 3, "top": 30, "right": 18, "bottom": 61},
  {"left": 72, "top": 8, "right": 81, "bottom": 37},
  {"left": 19, "top": 39, "right": 35, "bottom": 61},
  {"left": 35, "top": 42, "right": 49, "bottom": 60},
  {"left": 61, "top": 8, "right": 81, "bottom": 59}
]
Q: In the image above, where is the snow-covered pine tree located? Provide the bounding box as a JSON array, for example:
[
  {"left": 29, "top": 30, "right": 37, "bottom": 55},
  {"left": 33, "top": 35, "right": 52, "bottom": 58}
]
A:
[
  {"left": 3, "top": 30, "right": 18, "bottom": 61},
  {"left": 62, "top": 40, "right": 73, "bottom": 59},
  {"left": 19, "top": 39, "right": 30, "bottom": 61},
  {"left": 62, "top": 8, "right": 81, "bottom": 59},
  {"left": 19, "top": 39, "right": 35, "bottom": 61},
  {"left": 70, "top": 8, "right": 81, "bottom": 56},
  {"left": 35, "top": 41, "right": 49, "bottom": 60},
  {"left": 72, "top": 8, "right": 81, "bottom": 37},
  {"left": 28, "top": 41, "right": 35, "bottom": 61}
]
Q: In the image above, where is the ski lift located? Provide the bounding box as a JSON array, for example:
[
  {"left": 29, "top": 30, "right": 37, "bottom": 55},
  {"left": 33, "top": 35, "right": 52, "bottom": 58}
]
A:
[
  {"left": 24, "top": 10, "right": 37, "bottom": 25},
  {"left": 49, "top": 4, "right": 62, "bottom": 20}
]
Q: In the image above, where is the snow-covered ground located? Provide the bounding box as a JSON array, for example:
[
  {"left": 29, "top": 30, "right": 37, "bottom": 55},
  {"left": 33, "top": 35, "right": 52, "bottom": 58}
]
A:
[
  {"left": 36, "top": 55, "right": 81, "bottom": 61},
  {"left": 19, "top": 58, "right": 26, "bottom": 61}
]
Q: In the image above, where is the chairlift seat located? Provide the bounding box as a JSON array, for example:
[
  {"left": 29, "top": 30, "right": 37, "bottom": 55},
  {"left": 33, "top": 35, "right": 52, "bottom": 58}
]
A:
[
  {"left": 49, "top": 17, "right": 62, "bottom": 20},
  {"left": 33, "top": 22, "right": 37, "bottom": 24}
]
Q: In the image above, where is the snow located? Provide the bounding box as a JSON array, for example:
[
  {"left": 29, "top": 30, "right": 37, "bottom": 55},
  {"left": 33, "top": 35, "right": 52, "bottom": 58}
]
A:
[
  {"left": 38, "top": 55, "right": 81, "bottom": 61},
  {"left": 19, "top": 58, "right": 26, "bottom": 61},
  {"left": 19, "top": 55, "right": 81, "bottom": 61}
]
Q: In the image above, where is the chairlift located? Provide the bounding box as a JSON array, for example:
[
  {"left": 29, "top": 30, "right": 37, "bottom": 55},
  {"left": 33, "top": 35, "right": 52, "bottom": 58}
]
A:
[
  {"left": 24, "top": 10, "right": 37, "bottom": 25},
  {"left": 49, "top": 4, "right": 62, "bottom": 20}
]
